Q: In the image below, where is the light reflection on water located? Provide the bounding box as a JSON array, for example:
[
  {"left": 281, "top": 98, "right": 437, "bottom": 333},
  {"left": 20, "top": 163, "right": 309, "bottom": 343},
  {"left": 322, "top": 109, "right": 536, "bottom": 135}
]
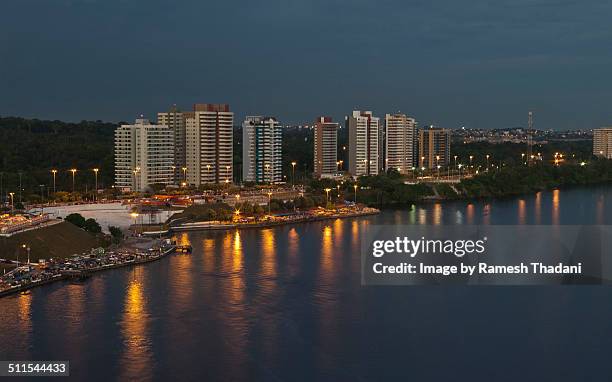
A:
[
  {"left": 120, "top": 276, "right": 152, "bottom": 382},
  {"left": 0, "top": 186, "right": 610, "bottom": 381}
]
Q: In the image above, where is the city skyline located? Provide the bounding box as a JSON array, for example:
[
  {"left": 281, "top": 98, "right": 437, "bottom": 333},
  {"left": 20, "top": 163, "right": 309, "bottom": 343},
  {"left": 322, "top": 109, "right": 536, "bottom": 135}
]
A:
[{"left": 3, "top": 1, "right": 612, "bottom": 130}]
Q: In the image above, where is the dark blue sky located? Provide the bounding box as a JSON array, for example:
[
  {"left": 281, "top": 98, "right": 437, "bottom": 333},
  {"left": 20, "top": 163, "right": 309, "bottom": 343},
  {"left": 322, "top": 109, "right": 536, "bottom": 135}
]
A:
[{"left": 2, "top": 0, "right": 611, "bottom": 129}]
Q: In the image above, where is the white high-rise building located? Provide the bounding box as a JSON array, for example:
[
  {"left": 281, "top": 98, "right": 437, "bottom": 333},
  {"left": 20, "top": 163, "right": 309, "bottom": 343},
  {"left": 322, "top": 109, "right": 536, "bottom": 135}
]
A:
[
  {"left": 242, "top": 116, "right": 283, "bottom": 184},
  {"left": 314, "top": 116, "right": 339, "bottom": 178},
  {"left": 114, "top": 118, "right": 174, "bottom": 192},
  {"left": 593, "top": 128, "right": 612, "bottom": 159},
  {"left": 385, "top": 113, "right": 417, "bottom": 174},
  {"left": 348, "top": 110, "right": 380, "bottom": 176},
  {"left": 185, "top": 104, "right": 234, "bottom": 185},
  {"left": 157, "top": 105, "right": 186, "bottom": 184}
]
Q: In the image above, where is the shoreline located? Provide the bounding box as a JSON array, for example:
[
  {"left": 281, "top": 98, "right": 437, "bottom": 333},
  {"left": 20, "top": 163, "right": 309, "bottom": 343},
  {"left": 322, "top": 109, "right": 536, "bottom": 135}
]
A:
[
  {"left": 0, "top": 246, "right": 177, "bottom": 299},
  {"left": 170, "top": 208, "right": 380, "bottom": 232}
]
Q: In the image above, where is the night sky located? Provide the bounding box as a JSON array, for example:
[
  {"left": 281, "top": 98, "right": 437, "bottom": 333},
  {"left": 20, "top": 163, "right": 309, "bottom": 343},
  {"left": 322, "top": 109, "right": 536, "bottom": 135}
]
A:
[{"left": 2, "top": 0, "right": 612, "bottom": 129}]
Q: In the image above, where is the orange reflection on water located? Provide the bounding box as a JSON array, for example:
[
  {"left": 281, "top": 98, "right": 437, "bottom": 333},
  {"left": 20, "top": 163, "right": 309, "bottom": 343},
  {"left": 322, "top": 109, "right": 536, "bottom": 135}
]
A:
[
  {"left": 261, "top": 229, "right": 276, "bottom": 278},
  {"left": 534, "top": 192, "right": 542, "bottom": 224},
  {"left": 333, "top": 219, "right": 343, "bottom": 252},
  {"left": 466, "top": 204, "right": 474, "bottom": 224},
  {"left": 120, "top": 279, "right": 152, "bottom": 382},
  {"left": 518, "top": 199, "right": 526, "bottom": 224},
  {"left": 321, "top": 225, "right": 334, "bottom": 278},
  {"left": 233, "top": 230, "right": 243, "bottom": 269},
  {"left": 17, "top": 292, "right": 32, "bottom": 334},
  {"left": 176, "top": 232, "right": 191, "bottom": 247},
  {"left": 433, "top": 203, "right": 442, "bottom": 225},
  {"left": 552, "top": 189, "right": 560, "bottom": 225},
  {"left": 203, "top": 237, "right": 216, "bottom": 270},
  {"left": 418, "top": 208, "right": 427, "bottom": 225}
]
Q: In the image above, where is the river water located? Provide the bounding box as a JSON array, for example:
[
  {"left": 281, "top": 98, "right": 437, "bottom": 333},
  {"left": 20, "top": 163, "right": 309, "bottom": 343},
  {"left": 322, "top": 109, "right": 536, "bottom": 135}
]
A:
[{"left": 1, "top": 186, "right": 612, "bottom": 381}]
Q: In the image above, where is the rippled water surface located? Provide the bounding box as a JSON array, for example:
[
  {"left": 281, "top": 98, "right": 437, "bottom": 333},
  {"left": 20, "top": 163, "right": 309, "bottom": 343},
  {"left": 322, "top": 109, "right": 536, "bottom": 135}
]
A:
[{"left": 1, "top": 186, "right": 612, "bottom": 381}]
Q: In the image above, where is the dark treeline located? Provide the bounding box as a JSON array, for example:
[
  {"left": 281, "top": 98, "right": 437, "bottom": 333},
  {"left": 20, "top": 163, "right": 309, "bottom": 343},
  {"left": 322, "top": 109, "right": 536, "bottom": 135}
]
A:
[{"left": 0, "top": 117, "right": 116, "bottom": 199}]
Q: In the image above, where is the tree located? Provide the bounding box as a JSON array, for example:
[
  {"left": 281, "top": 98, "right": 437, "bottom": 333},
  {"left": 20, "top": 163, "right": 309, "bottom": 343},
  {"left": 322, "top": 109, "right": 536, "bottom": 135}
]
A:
[
  {"left": 109, "top": 226, "right": 123, "bottom": 243},
  {"left": 83, "top": 218, "right": 102, "bottom": 234},
  {"left": 65, "top": 213, "right": 86, "bottom": 228}
]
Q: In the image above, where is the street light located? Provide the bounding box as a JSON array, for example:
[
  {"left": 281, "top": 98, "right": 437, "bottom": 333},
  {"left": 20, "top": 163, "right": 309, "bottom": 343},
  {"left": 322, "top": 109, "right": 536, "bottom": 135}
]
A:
[
  {"left": 206, "top": 164, "right": 211, "bottom": 183},
  {"left": 131, "top": 212, "right": 139, "bottom": 234},
  {"left": 22, "top": 244, "right": 30, "bottom": 265},
  {"left": 70, "top": 168, "right": 77, "bottom": 193},
  {"left": 324, "top": 188, "right": 331, "bottom": 206},
  {"left": 486, "top": 154, "right": 490, "bottom": 170},
  {"left": 291, "top": 161, "right": 297, "bottom": 188},
  {"left": 9, "top": 192, "right": 14, "bottom": 214},
  {"left": 267, "top": 192, "right": 273, "bottom": 215},
  {"left": 182, "top": 167, "right": 187, "bottom": 184},
  {"left": 133, "top": 167, "right": 140, "bottom": 192},
  {"left": 353, "top": 184, "right": 358, "bottom": 204},
  {"left": 51, "top": 169, "right": 58, "bottom": 194},
  {"left": 226, "top": 165, "right": 231, "bottom": 184},
  {"left": 93, "top": 168, "right": 99, "bottom": 202}
]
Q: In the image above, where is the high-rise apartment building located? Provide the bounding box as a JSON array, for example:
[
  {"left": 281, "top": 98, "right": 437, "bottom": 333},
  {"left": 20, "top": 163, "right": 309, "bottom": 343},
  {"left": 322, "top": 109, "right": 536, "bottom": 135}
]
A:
[
  {"left": 114, "top": 118, "right": 174, "bottom": 192},
  {"left": 593, "top": 128, "right": 612, "bottom": 159},
  {"left": 157, "top": 105, "right": 186, "bottom": 183},
  {"left": 313, "top": 116, "right": 338, "bottom": 178},
  {"left": 185, "top": 104, "right": 234, "bottom": 184},
  {"left": 242, "top": 116, "right": 283, "bottom": 184},
  {"left": 418, "top": 127, "right": 451, "bottom": 168},
  {"left": 385, "top": 113, "right": 416, "bottom": 174},
  {"left": 348, "top": 110, "right": 380, "bottom": 176}
]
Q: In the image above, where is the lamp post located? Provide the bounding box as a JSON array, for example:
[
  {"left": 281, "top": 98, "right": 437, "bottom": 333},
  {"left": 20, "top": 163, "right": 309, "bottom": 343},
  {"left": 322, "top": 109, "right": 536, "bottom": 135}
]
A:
[
  {"left": 521, "top": 153, "right": 525, "bottom": 165},
  {"left": 469, "top": 155, "right": 474, "bottom": 173},
  {"left": 291, "top": 161, "right": 296, "bottom": 188},
  {"left": 70, "top": 168, "right": 77, "bottom": 193},
  {"left": 226, "top": 165, "right": 231, "bottom": 184},
  {"left": 435, "top": 156, "right": 440, "bottom": 179},
  {"left": 132, "top": 168, "right": 138, "bottom": 192},
  {"left": 353, "top": 184, "right": 358, "bottom": 204},
  {"left": 267, "top": 192, "right": 272, "bottom": 215},
  {"left": 51, "top": 169, "right": 57, "bottom": 194},
  {"left": 324, "top": 188, "right": 331, "bottom": 207},
  {"left": 21, "top": 244, "right": 30, "bottom": 265},
  {"left": 182, "top": 167, "right": 187, "bottom": 183},
  {"left": 486, "top": 154, "right": 490, "bottom": 171},
  {"left": 206, "top": 164, "right": 211, "bottom": 183},
  {"left": 9, "top": 192, "right": 15, "bottom": 214},
  {"left": 93, "top": 168, "right": 99, "bottom": 202},
  {"left": 131, "top": 212, "right": 139, "bottom": 235}
]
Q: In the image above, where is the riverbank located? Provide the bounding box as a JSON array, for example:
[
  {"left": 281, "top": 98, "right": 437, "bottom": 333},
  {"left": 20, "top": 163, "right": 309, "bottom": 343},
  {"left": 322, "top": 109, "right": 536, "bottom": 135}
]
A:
[
  {"left": 0, "top": 240, "right": 178, "bottom": 298},
  {"left": 171, "top": 207, "right": 380, "bottom": 232},
  {"left": 353, "top": 161, "right": 612, "bottom": 207}
]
